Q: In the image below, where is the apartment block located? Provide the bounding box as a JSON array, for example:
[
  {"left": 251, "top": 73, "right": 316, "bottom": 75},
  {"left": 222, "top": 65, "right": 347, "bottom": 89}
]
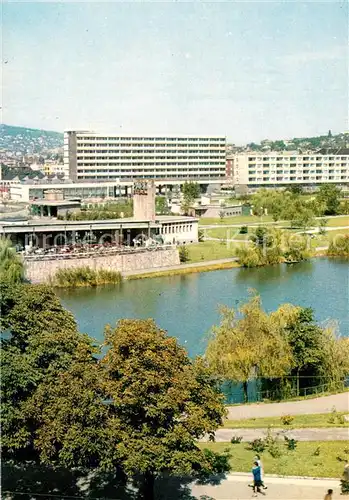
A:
[
  {"left": 233, "top": 150, "right": 349, "bottom": 190},
  {"left": 64, "top": 131, "right": 226, "bottom": 182}
]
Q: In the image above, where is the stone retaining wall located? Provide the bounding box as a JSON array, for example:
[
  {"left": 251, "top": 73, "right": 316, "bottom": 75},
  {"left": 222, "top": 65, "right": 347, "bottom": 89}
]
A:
[{"left": 25, "top": 248, "right": 180, "bottom": 283}]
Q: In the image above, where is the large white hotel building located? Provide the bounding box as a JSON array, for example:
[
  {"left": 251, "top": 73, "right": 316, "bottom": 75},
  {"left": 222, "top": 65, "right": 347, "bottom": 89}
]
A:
[
  {"left": 64, "top": 131, "right": 226, "bottom": 182},
  {"left": 232, "top": 149, "right": 349, "bottom": 190}
]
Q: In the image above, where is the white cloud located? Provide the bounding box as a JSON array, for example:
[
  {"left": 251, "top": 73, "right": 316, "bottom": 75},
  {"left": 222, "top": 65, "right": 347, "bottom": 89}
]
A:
[{"left": 282, "top": 46, "right": 347, "bottom": 64}]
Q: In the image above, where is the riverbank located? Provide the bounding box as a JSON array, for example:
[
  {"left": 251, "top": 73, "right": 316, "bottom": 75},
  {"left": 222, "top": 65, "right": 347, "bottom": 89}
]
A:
[
  {"left": 125, "top": 257, "right": 240, "bottom": 280},
  {"left": 125, "top": 252, "right": 340, "bottom": 280}
]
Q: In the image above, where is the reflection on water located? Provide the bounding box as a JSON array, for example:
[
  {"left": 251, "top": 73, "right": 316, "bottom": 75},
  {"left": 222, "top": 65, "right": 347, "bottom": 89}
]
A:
[
  {"left": 58, "top": 259, "right": 349, "bottom": 359},
  {"left": 235, "top": 259, "right": 314, "bottom": 285}
]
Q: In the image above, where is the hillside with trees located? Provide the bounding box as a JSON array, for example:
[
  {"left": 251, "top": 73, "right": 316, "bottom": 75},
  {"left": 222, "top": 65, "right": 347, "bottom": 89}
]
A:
[
  {"left": 241, "top": 131, "right": 349, "bottom": 153},
  {"left": 0, "top": 124, "right": 63, "bottom": 154}
]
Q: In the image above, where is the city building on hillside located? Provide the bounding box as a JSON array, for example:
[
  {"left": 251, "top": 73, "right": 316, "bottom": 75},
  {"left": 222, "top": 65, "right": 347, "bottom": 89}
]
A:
[
  {"left": 43, "top": 162, "right": 66, "bottom": 177},
  {"left": 64, "top": 131, "right": 226, "bottom": 182},
  {"left": 232, "top": 149, "right": 349, "bottom": 192}
]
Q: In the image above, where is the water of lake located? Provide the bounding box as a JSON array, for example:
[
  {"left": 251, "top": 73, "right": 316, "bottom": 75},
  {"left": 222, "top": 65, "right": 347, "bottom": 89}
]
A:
[{"left": 58, "top": 258, "right": 349, "bottom": 358}]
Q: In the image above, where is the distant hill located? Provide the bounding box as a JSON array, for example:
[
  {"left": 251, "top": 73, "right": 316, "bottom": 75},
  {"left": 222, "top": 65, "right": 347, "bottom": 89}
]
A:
[
  {"left": 244, "top": 131, "right": 349, "bottom": 153},
  {"left": 0, "top": 124, "right": 63, "bottom": 154}
]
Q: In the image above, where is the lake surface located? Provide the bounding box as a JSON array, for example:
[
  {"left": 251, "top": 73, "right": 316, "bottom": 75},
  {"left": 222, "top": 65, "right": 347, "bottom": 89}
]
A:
[{"left": 58, "top": 258, "right": 348, "bottom": 358}]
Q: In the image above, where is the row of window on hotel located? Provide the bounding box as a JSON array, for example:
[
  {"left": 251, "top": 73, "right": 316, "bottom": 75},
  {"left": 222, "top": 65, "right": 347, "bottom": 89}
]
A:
[
  {"left": 76, "top": 150, "right": 226, "bottom": 155},
  {"left": 76, "top": 174, "right": 221, "bottom": 180},
  {"left": 247, "top": 157, "right": 348, "bottom": 161},
  {"left": 160, "top": 224, "right": 193, "bottom": 234},
  {"left": 77, "top": 156, "right": 225, "bottom": 160},
  {"left": 76, "top": 137, "right": 225, "bottom": 142},
  {"left": 77, "top": 168, "right": 223, "bottom": 173},
  {"left": 249, "top": 176, "right": 347, "bottom": 181}
]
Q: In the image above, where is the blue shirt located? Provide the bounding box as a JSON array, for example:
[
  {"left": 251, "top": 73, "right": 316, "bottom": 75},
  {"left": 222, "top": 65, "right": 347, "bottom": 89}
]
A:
[{"left": 252, "top": 465, "right": 261, "bottom": 481}]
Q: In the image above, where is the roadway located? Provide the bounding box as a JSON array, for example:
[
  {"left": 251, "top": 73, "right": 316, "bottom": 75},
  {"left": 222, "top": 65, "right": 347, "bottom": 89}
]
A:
[
  {"left": 226, "top": 392, "right": 349, "bottom": 420},
  {"left": 189, "top": 473, "right": 340, "bottom": 499}
]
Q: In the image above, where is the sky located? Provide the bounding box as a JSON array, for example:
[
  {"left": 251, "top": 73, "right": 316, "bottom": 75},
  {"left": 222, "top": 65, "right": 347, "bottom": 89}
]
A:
[{"left": 2, "top": 1, "right": 348, "bottom": 143}]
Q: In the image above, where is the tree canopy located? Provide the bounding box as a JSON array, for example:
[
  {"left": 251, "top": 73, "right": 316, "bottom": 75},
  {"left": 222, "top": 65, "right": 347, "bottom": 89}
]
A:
[
  {"left": 100, "top": 319, "right": 226, "bottom": 497},
  {"left": 182, "top": 181, "right": 200, "bottom": 201},
  {"left": 315, "top": 184, "right": 341, "bottom": 216},
  {"left": 206, "top": 295, "right": 349, "bottom": 400},
  {"left": 0, "top": 237, "right": 24, "bottom": 284},
  {"left": 1, "top": 282, "right": 93, "bottom": 463},
  {"left": 206, "top": 295, "right": 294, "bottom": 401},
  {"left": 1, "top": 286, "right": 229, "bottom": 499}
]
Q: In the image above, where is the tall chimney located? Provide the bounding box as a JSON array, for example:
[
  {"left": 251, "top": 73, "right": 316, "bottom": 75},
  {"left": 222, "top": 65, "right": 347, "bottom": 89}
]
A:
[{"left": 133, "top": 180, "right": 156, "bottom": 220}]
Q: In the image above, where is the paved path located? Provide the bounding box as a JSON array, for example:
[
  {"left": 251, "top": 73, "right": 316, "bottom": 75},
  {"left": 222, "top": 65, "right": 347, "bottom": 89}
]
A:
[
  {"left": 190, "top": 473, "right": 340, "bottom": 499},
  {"left": 123, "top": 257, "right": 238, "bottom": 277},
  {"left": 227, "top": 392, "right": 349, "bottom": 420},
  {"left": 203, "top": 427, "right": 349, "bottom": 443}
]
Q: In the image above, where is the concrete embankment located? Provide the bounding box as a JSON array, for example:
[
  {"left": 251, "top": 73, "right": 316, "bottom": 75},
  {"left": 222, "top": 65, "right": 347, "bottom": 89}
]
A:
[{"left": 25, "top": 248, "right": 180, "bottom": 283}]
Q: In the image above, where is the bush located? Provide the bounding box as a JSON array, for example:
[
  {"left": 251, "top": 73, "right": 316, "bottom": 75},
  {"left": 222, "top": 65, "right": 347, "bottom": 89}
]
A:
[
  {"left": 327, "top": 235, "right": 349, "bottom": 258},
  {"left": 327, "top": 406, "right": 337, "bottom": 424},
  {"left": 239, "top": 226, "right": 248, "bottom": 234},
  {"left": 341, "top": 479, "right": 349, "bottom": 495},
  {"left": 338, "top": 414, "right": 346, "bottom": 425},
  {"left": 247, "top": 438, "right": 266, "bottom": 453},
  {"left": 199, "top": 448, "right": 232, "bottom": 478},
  {"left": 284, "top": 436, "right": 297, "bottom": 450},
  {"left": 280, "top": 414, "right": 295, "bottom": 426},
  {"left": 268, "top": 441, "right": 283, "bottom": 458},
  {"left": 230, "top": 435, "right": 243, "bottom": 444},
  {"left": 52, "top": 266, "right": 122, "bottom": 288},
  {"left": 179, "top": 245, "right": 190, "bottom": 263}
]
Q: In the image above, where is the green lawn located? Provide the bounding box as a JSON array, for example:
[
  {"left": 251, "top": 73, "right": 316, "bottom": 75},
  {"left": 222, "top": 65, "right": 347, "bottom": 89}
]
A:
[
  {"left": 325, "top": 216, "right": 349, "bottom": 227},
  {"left": 205, "top": 227, "right": 250, "bottom": 240},
  {"left": 200, "top": 441, "right": 348, "bottom": 478},
  {"left": 223, "top": 412, "right": 349, "bottom": 429},
  {"left": 199, "top": 215, "right": 274, "bottom": 226},
  {"left": 199, "top": 215, "right": 349, "bottom": 229},
  {"left": 186, "top": 241, "right": 235, "bottom": 262},
  {"left": 311, "top": 228, "right": 349, "bottom": 248}
]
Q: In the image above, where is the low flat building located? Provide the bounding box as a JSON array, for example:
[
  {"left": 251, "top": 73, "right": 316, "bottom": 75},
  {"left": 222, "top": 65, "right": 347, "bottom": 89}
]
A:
[
  {"left": 9, "top": 179, "right": 226, "bottom": 203},
  {"left": 30, "top": 199, "right": 81, "bottom": 218},
  {"left": 0, "top": 215, "right": 198, "bottom": 248},
  {"left": 194, "top": 204, "right": 244, "bottom": 218}
]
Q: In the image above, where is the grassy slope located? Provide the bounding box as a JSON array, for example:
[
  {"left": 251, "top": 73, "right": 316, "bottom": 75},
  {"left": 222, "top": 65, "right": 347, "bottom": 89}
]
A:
[
  {"left": 200, "top": 441, "right": 348, "bottom": 478},
  {"left": 326, "top": 216, "right": 349, "bottom": 227},
  {"left": 312, "top": 228, "right": 349, "bottom": 248},
  {"left": 199, "top": 215, "right": 349, "bottom": 228},
  {"left": 187, "top": 240, "right": 236, "bottom": 262},
  {"left": 223, "top": 413, "right": 349, "bottom": 429},
  {"left": 199, "top": 215, "right": 274, "bottom": 226}
]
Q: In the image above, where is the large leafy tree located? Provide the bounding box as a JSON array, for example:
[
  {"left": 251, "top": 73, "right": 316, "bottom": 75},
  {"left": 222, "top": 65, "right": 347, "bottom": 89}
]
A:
[
  {"left": 101, "top": 319, "right": 227, "bottom": 499},
  {"left": 0, "top": 237, "right": 24, "bottom": 283},
  {"left": 25, "top": 341, "right": 110, "bottom": 470},
  {"left": 206, "top": 295, "right": 294, "bottom": 401},
  {"left": 316, "top": 184, "right": 341, "bottom": 215},
  {"left": 252, "top": 189, "right": 291, "bottom": 222},
  {"left": 281, "top": 197, "right": 315, "bottom": 231},
  {"left": 285, "top": 307, "right": 349, "bottom": 394},
  {"left": 181, "top": 181, "right": 200, "bottom": 215},
  {"left": 182, "top": 181, "right": 200, "bottom": 201},
  {"left": 1, "top": 282, "right": 94, "bottom": 462}
]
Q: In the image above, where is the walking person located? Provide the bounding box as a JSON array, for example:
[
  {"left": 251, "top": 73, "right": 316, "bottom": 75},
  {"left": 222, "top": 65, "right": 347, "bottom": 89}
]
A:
[
  {"left": 252, "top": 461, "right": 266, "bottom": 497},
  {"left": 254, "top": 455, "right": 267, "bottom": 490},
  {"left": 324, "top": 489, "right": 333, "bottom": 500}
]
